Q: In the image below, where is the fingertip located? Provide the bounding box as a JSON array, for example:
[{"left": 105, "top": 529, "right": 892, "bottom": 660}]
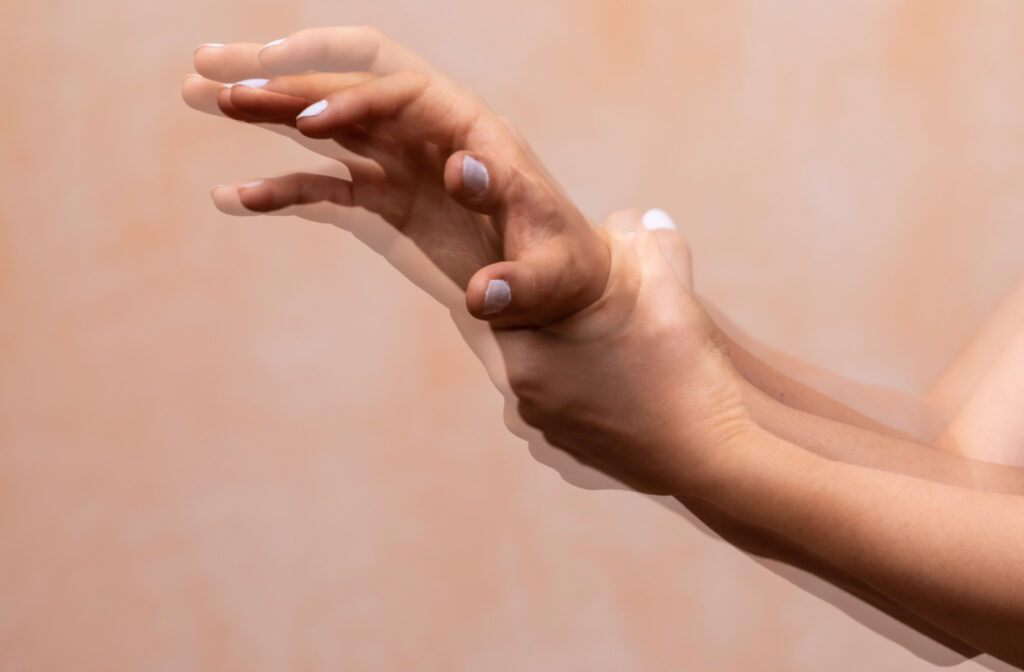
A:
[
  {"left": 483, "top": 278, "right": 511, "bottom": 315},
  {"left": 465, "top": 260, "right": 547, "bottom": 327},
  {"left": 297, "top": 98, "right": 329, "bottom": 120},
  {"left": 181, "top": 73, "right": 202, "bottom": 103},
  {"left": 237, "top": 182, "right": 273, "bottom": 212},
  {"left": 462, "top": 155, "right": 489, "bottom": 200},
  {"left": 445, "top": 151, "right": 499, "bottom": 213},
  {"left": 466, "top": 262, "right": 516, "bottom": 322},
  {"left": 209, "top": 184, "right": 257, "bottom": 216},
  {"left": 641, "top": 208, "right": 676, "bottom": 231},
  {"left": 181, "top": 73, "right": 228, "bottom": 114},
  {"left": 291, "top": 99, "right": 332, "bottom": 137},
  {"left": 232, "top": 78, "right": 269, "bottom": 90},
  {"left": 192, "top": 44, "right": 222, "bottom": 78},
  {"left": 259, "top": 37, "right": 287, "bottom": 53},
  {"left": 216, "top": 86, "right": 249, "bottom": 120},
  {"left": 256, "top": 37, "right": 293, "bottom": 74}
]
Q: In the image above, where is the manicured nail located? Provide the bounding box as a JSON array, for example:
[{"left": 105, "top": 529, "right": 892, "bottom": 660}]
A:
[
  {"left": 642, "top": 208, "right": 676, "bottom": 231},
  {"left": 297, "top": 99, "right": 328, "bottom": 119},
  {"left": 242, "top": 180, "right": 264, "bottom": 188},
  {"left": 232, "top": 78, "right": 268, "bottom": 89},
  {"left": 483, "top": 279, "right": 511, "bottom": 315},
  {"left": 198, "top": 43, "right": 224, "bottom": 49},
  {"left": 462, "top": 156, "right": 489, "bottom": 199},
  {"left": 260, "top": 38, "right": 286, "bottom": 51}
]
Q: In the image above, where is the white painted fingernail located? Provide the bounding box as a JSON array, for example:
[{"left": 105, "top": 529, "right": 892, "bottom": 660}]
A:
[
  {"left": 642, "top": 208, "right": 676, "bottom": 231},
  {"left": 242, "top": 180, "right": 264, "bottom": 188},
  {"left": 198, "top": 43, "right": 224, "bottom": 49},
  {"left": 297, "top": 99, "right": 328, "bottom": 119},
  {"left": 483, "top": 279, "right": 511, "bottom": 315},
  {"left": 462, "top": 156, "right": 489, "bottom": 199},
  {"left": 260, "top": 38, "right": 286, "bottom": 51},
  {"left": 232, "top": 78, "right": 269, "bottom": 89}
]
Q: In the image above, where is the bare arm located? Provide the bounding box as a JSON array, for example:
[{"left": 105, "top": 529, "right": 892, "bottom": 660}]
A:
[
  {"left": 701, "top": 273, "right": 1024, "bottom": 462},
  {"left": 696, "top": 420, "right": 1024, "bottom": 666},
  {"left": 934, "top": 320, "right": 1024, "bottom": 466},
  {"left": 740, "top": 378, "right": 1024, "bottom": 495},
  {"left": 702, "top": 299, "right": 944, "bottom": 441},
  {"left": 672, "top": 362, "right": 1024, "bottom": 659}
]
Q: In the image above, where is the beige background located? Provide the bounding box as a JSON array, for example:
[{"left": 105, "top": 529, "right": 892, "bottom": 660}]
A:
[{"left": 2, "top": 0, "right": 1023, "bottom": 669}]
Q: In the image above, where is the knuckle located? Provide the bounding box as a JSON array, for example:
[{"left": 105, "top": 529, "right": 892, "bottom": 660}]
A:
[
  {"left": 356, "top": 25, "right": 384, "bottom": 41},
  {"left": 531, "top": 187, "right": 561, "bottom": 225},
  {"left": 326, "top": 87, "right": 351, "bottom": 105},
  {"left": 396, "top": 70, "right": 432, "bottom": 93},
  {"left": 295, "top": 178, "right": 313, "bottom": 205},
  {"left": 515, "top": 399, "right": 545, "bottom": 428},
  {"left": 505, "top": 361, "right": 543, "bottom": 401}
]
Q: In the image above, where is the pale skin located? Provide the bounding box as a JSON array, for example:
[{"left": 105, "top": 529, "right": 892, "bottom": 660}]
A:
[{"left": 184, "top": 27, "right": 1024, "bottom": 665}]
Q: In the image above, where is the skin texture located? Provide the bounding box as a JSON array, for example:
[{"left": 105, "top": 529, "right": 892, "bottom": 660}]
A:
[{"left": 184, "top": 27, "right": 1024, "bottom": 666}]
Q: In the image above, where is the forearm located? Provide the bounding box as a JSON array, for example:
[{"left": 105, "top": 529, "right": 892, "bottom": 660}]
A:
[
  {"left": 934, "top": 325, "right": 1024, "bottom": 466},
  {"left": 700, "top": 427, "right": 1024, "bottom": 665},
  {"left": 722, "top": 331, "right": 916, "bottom": 439},
  {"left": 740, "top": 378, "right": 1024, "bottom": 496},
  {"left": 704, "top": 300, "right": 942, "bottom": 440},
  {"left": 674, "top": 493, "right": 978, "bottom": 656}
]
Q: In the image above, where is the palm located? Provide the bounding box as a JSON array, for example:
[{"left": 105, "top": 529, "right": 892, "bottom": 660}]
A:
[{"left": 360, "top": 126, "right": 502, "bottom": 289}]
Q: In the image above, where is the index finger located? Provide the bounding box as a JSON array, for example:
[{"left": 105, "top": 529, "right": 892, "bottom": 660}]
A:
[
  {"left": 193, "top": 42, "right": 272, "bottom": 83},
  {"left": 255, "top": 26, "right": 445, "bottom": 78}
]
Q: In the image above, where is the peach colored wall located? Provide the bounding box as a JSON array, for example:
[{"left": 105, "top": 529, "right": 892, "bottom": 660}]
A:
[{"left": 2, "top": 1, "right": 1021, "bottom": 670}]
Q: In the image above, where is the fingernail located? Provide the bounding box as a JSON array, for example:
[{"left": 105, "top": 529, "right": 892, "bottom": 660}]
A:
[
  {"left": 462, "top": 156, "right": 489, "bottom": 199},
  {"left": 198, "top": 42, "right": 224, "bottom": 49},
  {"left": 260, "top": 38, "right": 286, "bottom": 51},
  {"left": 297, "top": 99, "right": 328, "bottom": 119},
  {"left": 242, "top": 180, "right": 264, "bottom": 188},
  {"left": 483, "top": 279, "right": 511, "bottom": 315},
  {"left": 642, "top": 209, "right": 676, "bottom": 231},
  {"left": 232, "top": 78, "right": 269, "bottom": 89}
]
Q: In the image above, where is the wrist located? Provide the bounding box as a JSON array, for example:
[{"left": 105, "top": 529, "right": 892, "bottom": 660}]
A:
[
  {"left": 684, "top": 411, "right": 821, "bottom": 509},
  {"left": 737, "top": 375, "right": 797, "bottom": 434}
]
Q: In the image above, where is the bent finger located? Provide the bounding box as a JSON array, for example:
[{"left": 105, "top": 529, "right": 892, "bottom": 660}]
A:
[{"left": 464, "top": 231, "right": 610, "bottom": 328}]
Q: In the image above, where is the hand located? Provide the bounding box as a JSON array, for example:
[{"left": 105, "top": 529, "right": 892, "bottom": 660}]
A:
[
  {"left": 183, "top": 28, "right": 753, "bottom": 496},
  {"left": 496, "top": 211, "right": 752, "bottom": 495},
  {"left": 184, "top": 28, "right": 609, "bottom": 328}
]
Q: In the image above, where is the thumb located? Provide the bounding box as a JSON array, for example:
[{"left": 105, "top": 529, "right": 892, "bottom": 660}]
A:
[
  {"left": 444, "top": 149, "right": 612, "bottom": 328},
  {"left": 464, "top": 229, "right": 611, "bottom": 327},
  {"left": 640, "top": 209, "right": 693, "bottom": 291}
]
